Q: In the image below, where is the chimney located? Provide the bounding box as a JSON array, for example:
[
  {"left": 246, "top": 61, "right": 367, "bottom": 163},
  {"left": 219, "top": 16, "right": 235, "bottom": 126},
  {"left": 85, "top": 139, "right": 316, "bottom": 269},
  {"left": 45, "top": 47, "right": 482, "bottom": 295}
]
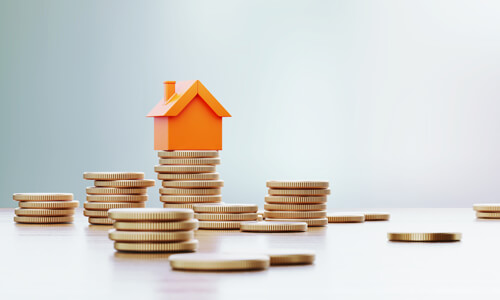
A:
[{"left": 164, "top": 81, "right": 176, "bottom": 102}]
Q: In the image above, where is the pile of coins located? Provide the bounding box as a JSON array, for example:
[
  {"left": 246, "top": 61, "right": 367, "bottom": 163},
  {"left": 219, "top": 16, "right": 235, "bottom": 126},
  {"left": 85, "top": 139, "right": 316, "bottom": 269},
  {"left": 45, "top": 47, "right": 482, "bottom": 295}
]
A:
[
  {"left": 194, "top": 204, "right": 258, "bottom": 230},
  {"left": 83, "top": 172, "right": 155, "bottom": 225},
  {"left": 264, "top": 180, "right": 330, "bottom": 227},
  {"left": 473, "top": 204, "right": 500, "bottom": 219},
  {"left": 154, "top": 151, "right": 223, "bottom": 209},
  {"left": 13, "top": 193, "right": 78, "bottom": 224},
  {"left": 108, "top": 208, "right": 199, "bottom": 253}
]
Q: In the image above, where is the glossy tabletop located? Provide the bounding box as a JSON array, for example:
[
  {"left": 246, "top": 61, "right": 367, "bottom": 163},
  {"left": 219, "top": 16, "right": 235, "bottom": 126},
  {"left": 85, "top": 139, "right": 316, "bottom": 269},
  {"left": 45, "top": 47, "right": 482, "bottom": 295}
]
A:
[{"left": 1, "top": 208, "right": 499, "bottom": 299}]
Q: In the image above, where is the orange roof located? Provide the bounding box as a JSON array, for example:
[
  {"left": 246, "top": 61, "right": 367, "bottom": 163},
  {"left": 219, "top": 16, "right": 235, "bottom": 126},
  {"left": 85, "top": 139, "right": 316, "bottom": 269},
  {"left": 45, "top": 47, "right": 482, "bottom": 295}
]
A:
[{"left": 146, "top": 80, "right": 231, "bottom": 117}]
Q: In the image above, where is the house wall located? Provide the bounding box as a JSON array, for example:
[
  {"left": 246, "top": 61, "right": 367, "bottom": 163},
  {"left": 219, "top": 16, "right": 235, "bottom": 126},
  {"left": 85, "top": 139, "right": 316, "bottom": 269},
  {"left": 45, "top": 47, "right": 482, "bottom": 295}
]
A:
[
  {"left": 153, "top": 117, "right": 170, "bottom": 150},
  {"left": 166, "top": 95, "right": 222, "bottom": 150}
]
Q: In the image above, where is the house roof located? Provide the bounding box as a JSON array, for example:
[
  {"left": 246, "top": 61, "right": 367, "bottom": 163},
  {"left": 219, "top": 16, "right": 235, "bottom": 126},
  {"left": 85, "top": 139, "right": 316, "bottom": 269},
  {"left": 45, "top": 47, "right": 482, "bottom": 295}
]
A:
[{"left": 146, "top": 80, "right": 231, "bottom": 117}]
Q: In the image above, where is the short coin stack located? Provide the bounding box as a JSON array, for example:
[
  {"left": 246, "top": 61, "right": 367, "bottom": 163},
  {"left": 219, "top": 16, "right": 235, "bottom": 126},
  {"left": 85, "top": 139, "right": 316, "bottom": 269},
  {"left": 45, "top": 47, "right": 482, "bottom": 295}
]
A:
[
  {"left": 13, "top": 193, "right": 78, "bottom": 224},
  {"left": 473, "top": 204, "right": 500, "bottom": 219},
  {"left": 194, "top": 204, "right": 258, "bottom": 230},
  {"left": 264, "top": 180, "right": 330, "bottom": 227},
  {"left": 83, "top": 172, "right": 155, "bottom": 225},
  {"left": 154, "top": 151, "right": 223, "bottom": 209},
  {"left": 108, "top": 208, "right": 199, "bottom": 253}
]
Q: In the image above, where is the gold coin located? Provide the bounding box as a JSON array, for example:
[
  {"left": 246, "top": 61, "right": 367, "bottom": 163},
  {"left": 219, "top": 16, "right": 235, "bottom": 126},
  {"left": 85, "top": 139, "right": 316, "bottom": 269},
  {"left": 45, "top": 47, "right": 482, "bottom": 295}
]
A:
[
  {"left": 94, "top": 180, "right": 155, "bottom": 188},
  {"left": 257, "top": 215, "right": 264, "bottom": 221},
  {"left": 158, "top": 173, "right": 220, "bottom": 181},
  {"left": 159, "top": 158, "right": 221, "bottom": 165},
  {"left": 18, "top": 200, "right": 79, "bottom": 209},
  {"left": 193, "top": 204, "right": 258, "bottom": 214},
  {"left": 84, "top": 209, "right": 109, "bottom": 217},
  {"left": 327, "top": 213, "right": 365, "bottom": 223},
  {"left": 86, "top": 187, "right": 147, "bottom": 195},
  {"left": 158, "top": 150, "right": 219, "bottom": 158},
  {"left": 473, "top": 204, "right": 500, "bottom": 212},
  {"left": 154, "top": 165, "right": 216, "bottom": 174},
  {"left": 114, "top": 240, "right": 198, "bottom": 253},
  {"left": 264, "top": 211, "right": 327, "bottom": 219},
  {"left": 14, "top": 216, "right": 74, "bottom": 224},
  {"left": 476, "top": 212, "right": 500, "bottom": 219},
  {"left": 266, "top": 181, "right": 329, "bottom": 189},
  {"left": 108, "top": 229, "right": 194, "bottom": 242},
  {"left": 15, "top": 208, "right": 75, "bottom": 217},
  {"left": 83, "top": 172, "right": 144, "bottom": 180},
  {"left": 388, "top": 232, "right": 462, "bottom": 242},
  {"left": 88, "top": 217, "right": 114, "bottom": 225},
  {"left": 195, "top": 213, "right": 257, "bottom": 221},
  {"left": 160, "top": 195, "right": 222, "bottom": 203},
  {"left": 86, "top": 195, "right": 148, "bottom": 202},
  {"left": 264, "top": 203, "right": 327, "bottom": 211},
  {"left": 265, "top": 196, "right": 327, "bottom": 204},
  {"left": 159, "top": 188, "right": 221, "bottom": 196},
  {"left": 264, "top": 249, "right": 315, "bottom": 265},
  {"left": 113, "top": 220, "right": 199, "bottom": 231},
  {"left": 198, "top": 221, "right": 241, "bottom": 230},
  {"left": 84, "top": 202, "right": 145, "bottom": 210},
  {"left": 364, "top": 212, "right": 390, "bottom": 221},
  {"left": 240, "top": 221, "right": 307, "bottom": 232},
  {"left": 163, "top": 203, "right": 222, "bottom": 209},
  {"left": 108, "top": 208, "right": 193, "bottom": 221},
  {"left": 169, "top": 253, "right": 269, "bottom": 271},
  {"left": 13, "top": 193, "right": 73, "bottom": 201},
  {"left": 162, "top": 180, "right": 224, "bottom": 188},
  {"left": 268, "top": 189, "right": 330, "bottom": 196},
  {"left": 265, "top": 218, "right": 328, "bottom": 227}
]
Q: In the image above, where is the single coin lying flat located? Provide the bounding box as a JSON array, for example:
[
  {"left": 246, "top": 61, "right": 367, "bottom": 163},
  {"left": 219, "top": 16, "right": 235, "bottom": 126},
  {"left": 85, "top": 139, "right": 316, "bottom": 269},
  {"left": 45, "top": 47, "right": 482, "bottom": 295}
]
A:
[
  {"left": 388, "top": 232, "right": 462, "bottom": 242},
  {"left": 94, "top": 180, "right": 155, "bottom": 188},
  {"left": 108, "top": 208, "right": 193, "bottom": 221},
  {"left": 327, "top": 213, "right": 365, "bottom": 223},
  {"left": 169, "top": 253, "right": 270, "bottom": 271},
  {"left": 158, "top": 150, "right": 219, "bottom": 158},
  {"left": 193, "top": 204, "right": 258, "bottom": 214},
  {"left": 114, "top": 240, "right": 198, "bottom": 253},
  {"left": 473, "top": 204, "right": 500, "bottom": 212},
  {"left": 364, "top": 212, "right": 390, "bottom": 221},
  {"left": 113, "top": 220, "right": 199, "bottom": 231},
  {"left": 83, "top": 172, "right": 144, "bottom": 181},
  {"left": 240, "top": 221, "right": 307, "bottom": 232},
  {"left": 19, "top": 200, "right": 79, "bottom": 209},
  {"left": 266, "top": 180, "right": 329, "bottom": 189},
  {"left": 13, "top": 193, "right": 73, "bottom": 201},
  {"left": 241, "top": 249, "right": 315, "bottom": 265},
  {"left": 88, "top": 217, "right": 114, "bottom": 225}
]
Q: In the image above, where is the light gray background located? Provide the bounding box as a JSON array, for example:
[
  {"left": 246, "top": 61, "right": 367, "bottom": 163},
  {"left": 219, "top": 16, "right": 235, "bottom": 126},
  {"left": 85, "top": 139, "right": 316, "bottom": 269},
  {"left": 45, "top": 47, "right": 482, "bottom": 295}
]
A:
[{"left": 1, "top": 0, "right": 499, "bottom": 208}]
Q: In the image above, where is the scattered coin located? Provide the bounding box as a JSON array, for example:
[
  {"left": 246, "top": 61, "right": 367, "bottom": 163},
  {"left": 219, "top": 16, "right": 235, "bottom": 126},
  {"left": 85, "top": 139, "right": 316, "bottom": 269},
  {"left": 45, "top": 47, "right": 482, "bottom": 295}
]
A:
[
  {"left": 263, "top": 249, "right": 315, "bottom": 265},
  {"left": 388, "top": 232, "right": 462, "bottom": 242},
  {"left": 364, "top": 212, "right": 390, "bottom": 221},
  {"left": 169, "top": 253, "right": 269, "bottom": 271},
  {"left": 240, "top": 221, "right": 307, "bottom": 232},
  {"left": 327, "top": 213, "right": 365, "bottom": 223}
]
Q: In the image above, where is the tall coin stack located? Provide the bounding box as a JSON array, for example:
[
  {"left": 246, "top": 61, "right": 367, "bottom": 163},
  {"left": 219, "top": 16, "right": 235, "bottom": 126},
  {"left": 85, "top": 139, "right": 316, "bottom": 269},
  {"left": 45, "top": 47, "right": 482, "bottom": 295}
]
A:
[
  {"left": 154, "top": 151, "right": 223, "bottom": 209},
  {"left": 83, "top": 172, "right": 155, "bottom": 225},
  {"left": 13, "top": 193, "right": 78, "bottom": 224},
  {"left": 264, "top": 180, "right": 330, "bottom": 227},
  {"left": 194, "top": 204, "right": 258, "bottom": 230},
  {"left": 108, "top": 208, "right": 199, "bottom": 253}
]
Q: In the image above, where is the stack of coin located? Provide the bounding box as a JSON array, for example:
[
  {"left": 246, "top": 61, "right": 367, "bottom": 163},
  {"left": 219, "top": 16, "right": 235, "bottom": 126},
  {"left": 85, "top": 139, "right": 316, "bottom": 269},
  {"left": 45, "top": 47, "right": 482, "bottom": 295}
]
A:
[
  {"left": 154, "top": 151, "right": 223, "bottom": 209},
  {"left": 108, "top": 208, "right": 199, "bottom": 253},
  {"left": 13, "top": 193, "right": 78, "bottom": 224},
  {"left": 473, "top": 204, "right": 500, "bottom": 219},
  {"left": 194, "top": 204, "right": 258, "bottom": 230},
  {"left": 264, "top": 180, "right": 330, "bottom": 227},
  {"left": 83, "top": 172, "right": 155, "bottom": 225}
]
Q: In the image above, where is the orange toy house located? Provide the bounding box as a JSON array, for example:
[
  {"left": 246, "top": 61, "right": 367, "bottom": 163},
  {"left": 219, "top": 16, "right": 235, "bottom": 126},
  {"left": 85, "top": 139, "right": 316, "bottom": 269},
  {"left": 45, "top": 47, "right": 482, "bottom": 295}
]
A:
[{"left": 147, "top": 80, "right": 231, "bottom": 150}]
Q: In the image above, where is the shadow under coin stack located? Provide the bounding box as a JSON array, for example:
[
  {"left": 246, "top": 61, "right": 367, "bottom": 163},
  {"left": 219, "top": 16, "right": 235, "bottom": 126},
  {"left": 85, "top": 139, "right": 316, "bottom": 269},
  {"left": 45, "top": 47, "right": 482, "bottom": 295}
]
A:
[
  {"left": 264, "top": 181, "right": 330, "bottom": 227},
  {"left": 13, "top": 193, "right": 78, "bottom": 224},
  {"left": 83, "top": 172, "right": 155, "bottom": 225},
  {"left": 154, "top": 151, "right": 223, "bottom": 209},
  {"left": 108, "top": 208, "right": 199, "bottom": 253},
  {"left": 194, "top": 204, "right": 258, "bottom": 230}
]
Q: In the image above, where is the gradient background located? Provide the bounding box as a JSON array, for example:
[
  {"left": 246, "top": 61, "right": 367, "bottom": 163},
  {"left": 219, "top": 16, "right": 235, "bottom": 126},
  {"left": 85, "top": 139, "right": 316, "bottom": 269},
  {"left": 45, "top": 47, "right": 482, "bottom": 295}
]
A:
[{"left": 1, "top": 0, "right": 500, "bottom": 208}]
